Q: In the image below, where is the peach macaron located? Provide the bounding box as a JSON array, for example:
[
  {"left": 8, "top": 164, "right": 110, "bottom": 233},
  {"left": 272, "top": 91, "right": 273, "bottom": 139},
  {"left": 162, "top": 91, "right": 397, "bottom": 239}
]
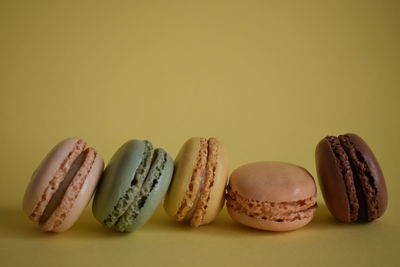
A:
[{"left": 226, "top": 162, "right": 317, "bottom": 231}]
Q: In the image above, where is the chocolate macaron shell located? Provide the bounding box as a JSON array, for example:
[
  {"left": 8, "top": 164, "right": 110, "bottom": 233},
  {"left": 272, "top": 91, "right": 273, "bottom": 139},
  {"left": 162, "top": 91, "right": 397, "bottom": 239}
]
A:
[
  {"left": 342, "top": 134, "right": 388, "bottom": 220},
  {"left": 315, "top": 138, "right": 354, "bottom": 222}
]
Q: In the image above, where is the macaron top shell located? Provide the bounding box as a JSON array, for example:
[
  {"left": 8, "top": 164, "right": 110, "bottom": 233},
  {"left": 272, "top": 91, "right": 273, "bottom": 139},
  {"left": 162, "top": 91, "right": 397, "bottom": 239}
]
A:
[
  {"left": 229, "top": 162, "right": 316, "bottom": 202},
  {"left": 92, "top": 140, "right": 150, "bottom": 224}
]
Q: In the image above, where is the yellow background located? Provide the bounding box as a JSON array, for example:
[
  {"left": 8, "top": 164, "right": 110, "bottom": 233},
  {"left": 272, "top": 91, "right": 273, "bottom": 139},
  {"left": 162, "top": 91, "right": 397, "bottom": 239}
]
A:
[{"left": 1, "top": 1, "right": 399, "bottom": 266}]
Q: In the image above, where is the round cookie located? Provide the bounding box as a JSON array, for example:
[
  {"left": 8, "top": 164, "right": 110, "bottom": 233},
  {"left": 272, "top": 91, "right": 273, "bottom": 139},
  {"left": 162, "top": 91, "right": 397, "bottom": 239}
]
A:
[
  {"left": 226, "top": 162, "right": 317, "bottom": 231},
  {"left": 315, "top": 133, "right": 388, "bottom": 222},
  {"left": 23, "top": 138, "right": 104, "bottom": 232},
  {"left": 92, "top": 140, "right": 174, "bottom": 232},
  {"left": 164, "top": 137, "right": 229, "bottom": 227}
]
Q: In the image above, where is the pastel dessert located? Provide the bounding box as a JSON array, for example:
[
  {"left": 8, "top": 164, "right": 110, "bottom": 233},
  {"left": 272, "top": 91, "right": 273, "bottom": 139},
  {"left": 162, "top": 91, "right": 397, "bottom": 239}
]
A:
[
  {"left": 23, "top": 138, "right": 104, "bottom": 232},
  {"left": 92, "top": 140, "right": 173, "bottom": 232},
  {"left": 315, "top": 133, "right": 388, "bottom": 222},
  {"left": 164, "top": 137, "right": 229, "bottom": 227},
  {"left": 226, "top": 162, "right": 317, "bottom": 231}
]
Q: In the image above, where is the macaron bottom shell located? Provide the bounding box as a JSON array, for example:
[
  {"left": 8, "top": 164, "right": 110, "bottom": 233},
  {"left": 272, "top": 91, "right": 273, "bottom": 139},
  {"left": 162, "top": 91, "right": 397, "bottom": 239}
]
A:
[{"left": 227, "top": 207, "right": 316, "bottom": 231}]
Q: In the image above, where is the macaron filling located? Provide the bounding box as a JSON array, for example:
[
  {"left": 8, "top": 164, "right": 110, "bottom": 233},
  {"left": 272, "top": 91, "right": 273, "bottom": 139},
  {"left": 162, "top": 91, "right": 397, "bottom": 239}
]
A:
[
  {"left": 183, "top": 168, "right": 206, "bottom": 221},
  {"left": 42, "top": 148, "right": 98, "bottom": 231},
  {"left": 326, "top": 135, "right": 380, "bottom": 222},
  {"left": 339, "top": 135, "right": 379, "bottom": 221},
  {"left": 326, "top": 136, "right": 359, "bottom": 221},
  {"left": 190, "top": 138, "right": 219, "bottom": 227},
  {"left": 226, "top": 186, "right": 317, "bottom": 222},
  {"left": 30, "top": 139, "right": 86, "bottom": 221},
  {"left": 39, "top": 152, "right": 86, "bottom": 224},
  {"left": 114, "top": 149, "right": 168, "bottom": 232},
  {"left": 175, "top": 138, "right": 208, "bottom": 222},
  {"left": 175, "top": 138, "right": 219, "bottom": 227},
  {"left": 102, "top": 141, "right": 154, "bottom": 228}
]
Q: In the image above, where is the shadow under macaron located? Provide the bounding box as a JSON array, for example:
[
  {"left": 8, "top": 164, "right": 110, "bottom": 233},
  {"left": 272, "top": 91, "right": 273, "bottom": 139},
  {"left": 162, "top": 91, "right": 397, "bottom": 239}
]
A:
[
  {"left": 7, "top": 202, "right": 375, "bottom": 239},
  {"left": 308, "top": 202, "right": 373, "bottom": 230},
  {"left": 307, "top": 202, "right": 339, "bottom": 229},
  {"left": 2, "top": 204, "right": 129, "bottom": 239},
  {"left": 196, "top": 209, "right": 288, "bottom": 236},
  {"left": 144, "top": 203, "right": 372, "bottom": 235},
  {"left": 0, "top": 205, "right": 49, "bottom": 239},
  {"left": 65, "top": 208, "right": 131, "bottom": 238},
  {"left": 142, "top": 207, "right": 292, "bottom": 236}
]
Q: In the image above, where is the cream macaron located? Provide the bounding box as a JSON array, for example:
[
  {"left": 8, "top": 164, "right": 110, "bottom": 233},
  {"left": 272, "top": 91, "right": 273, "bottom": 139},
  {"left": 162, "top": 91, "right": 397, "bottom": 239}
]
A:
[
  {"left": 23, "top": 138, "right": 104, "bottom": 232},
  {"left": 226, "top": 162, "right": 317, "bottom": 231},
  {"left": 164, "top": 137, "right": 229, "bottom": 227}
]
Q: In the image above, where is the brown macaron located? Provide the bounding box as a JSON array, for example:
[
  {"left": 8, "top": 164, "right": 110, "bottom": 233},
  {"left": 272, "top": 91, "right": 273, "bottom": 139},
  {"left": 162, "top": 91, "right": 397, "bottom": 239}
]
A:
[{"left": 315, "top": 133, "right": 388, "bottom": 223}]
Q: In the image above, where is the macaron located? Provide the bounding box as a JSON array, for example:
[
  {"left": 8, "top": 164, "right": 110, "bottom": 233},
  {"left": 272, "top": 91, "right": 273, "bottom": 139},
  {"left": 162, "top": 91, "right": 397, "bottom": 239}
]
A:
[
  {"left": 23, "top": 138, "right": 104, "bottom": 232},
  {"left": 164, "top": 137, "right": 229, "bottom": 227},
  {"left": 92, "top": 140, "right": 173, "bottom": 232},
  {"left": 226, "top": 162, "right": 317, "bottom": 231},
  {"left": 315, "top": 133, "right": 388, "bottom": 223}
]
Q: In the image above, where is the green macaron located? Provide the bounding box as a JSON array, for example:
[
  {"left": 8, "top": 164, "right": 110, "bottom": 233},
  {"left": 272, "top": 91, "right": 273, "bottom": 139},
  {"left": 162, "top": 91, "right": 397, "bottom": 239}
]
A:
[{"left": 92, "top": 140, "right": 173, "bottom": 232}]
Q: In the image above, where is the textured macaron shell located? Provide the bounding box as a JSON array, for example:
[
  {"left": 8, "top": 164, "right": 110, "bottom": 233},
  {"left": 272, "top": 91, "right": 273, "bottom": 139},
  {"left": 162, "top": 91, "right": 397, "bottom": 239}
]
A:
[
  {"left": 229, "top": 162, "right": 316, "bottom": 202},
  {"left": 227, "top": 207, "right": 315, "bottom": 231},
  {"left": 344, "top": 134, "right": 387, "bottom": 217},
  {"left": 201, "top": 140, "right": 229, "bottom": 224},
  {"left": 42, "top": 150, "right": 104, "bottom": 232},
  {"left": 92, "top": 140, "right": 148, "bottom": 224},
  {"left": 121, "top": 150, "right": 174, "bottom": 232},
  {"left": 23, "top": 138, "right": 85, "bottom": 220}
]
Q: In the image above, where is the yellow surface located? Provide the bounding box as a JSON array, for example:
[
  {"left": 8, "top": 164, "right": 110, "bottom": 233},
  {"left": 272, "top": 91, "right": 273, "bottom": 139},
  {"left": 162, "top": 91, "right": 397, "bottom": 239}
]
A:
[{"left": 1, "top": 1, "right": 399, "bottom": 266}]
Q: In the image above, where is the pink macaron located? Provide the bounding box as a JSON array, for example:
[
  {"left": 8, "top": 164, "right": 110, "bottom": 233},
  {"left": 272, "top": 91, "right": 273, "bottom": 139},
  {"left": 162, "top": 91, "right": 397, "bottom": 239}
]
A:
[
  {"left": 23, "top": 138, "right": 104, "bottom": 232},
  {"left": 226, "top": 162, "right": 317, "bottom": 231}
]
